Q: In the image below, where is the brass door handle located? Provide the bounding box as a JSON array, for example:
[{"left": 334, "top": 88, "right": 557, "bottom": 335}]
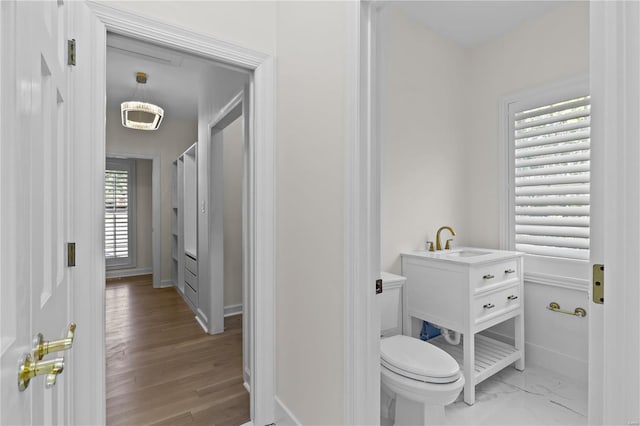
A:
[
  {"left": 34, "top": 323, "right": 76, "bottom": 360},
  {"left": 18, "top": 353, "right": 64, "bottom": 391}
]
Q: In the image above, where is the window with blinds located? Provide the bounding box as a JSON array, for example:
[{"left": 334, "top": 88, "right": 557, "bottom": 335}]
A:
[
  {"left": 105, "top": 159, "right": 135, "bottom": 268},
  {"left": 511, "top": 95, "right": 590, "bottom": 261}
]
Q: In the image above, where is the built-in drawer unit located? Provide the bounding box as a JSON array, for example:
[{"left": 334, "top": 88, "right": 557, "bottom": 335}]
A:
[
  {"left": 184, "top": 280, "right": 197, "bottom": 305},
  {"left": 473, "top": 284, "right": 521, "bottom": 325},
  {"left": 184, "top": 252, "right": 198, "bottom": 307},
  {"left": 185, "top": 268, "right": 198, "bottom": 292},
  {"left": 472, "top": 258, "right": 519, "bottom": 292},
  {"left": 185, "top": 254, "right": 197, "bottom": 275}
]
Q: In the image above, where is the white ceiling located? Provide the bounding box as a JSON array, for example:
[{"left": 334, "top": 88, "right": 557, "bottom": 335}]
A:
[
  {"left": 394, "top": 1, "right": 566, "bottom": 48},
  {"left": 106, "top": 34, "right": 248, "bottom": 122}
]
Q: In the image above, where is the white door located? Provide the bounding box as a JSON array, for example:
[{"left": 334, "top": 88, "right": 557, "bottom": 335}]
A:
[
  {"left": 589, "top": 2, "right": 640, "bottom": 424},
  {"left": 0, "top": 1, "right": 75, "bottom": 424}
]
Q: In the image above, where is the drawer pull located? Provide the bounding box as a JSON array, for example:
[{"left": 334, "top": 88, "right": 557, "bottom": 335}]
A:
[
  {"left": 505, "top": 269, "right": 516, "bottom": 274},
  {"left": 483, "top": 303, "right": 495, "bottom": 309},
  {"left": 507, "top": 295, "right": 518, "bottom": 301},
  {"left": 482, "top": 274, "right": 495, "bottom": 280}
]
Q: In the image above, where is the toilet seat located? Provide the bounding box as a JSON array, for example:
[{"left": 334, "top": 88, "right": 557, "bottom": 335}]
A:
[{"left": 380, "top": 335, "right": 460, "bottom": 384}]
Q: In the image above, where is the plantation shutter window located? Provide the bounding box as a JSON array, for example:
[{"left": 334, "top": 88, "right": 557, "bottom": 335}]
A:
[
  {"left": 510, "top": 95, "right": 591, "bottom": 261},
  {"left": 105, "top": 158, "right": 136, "bottom": 269}
]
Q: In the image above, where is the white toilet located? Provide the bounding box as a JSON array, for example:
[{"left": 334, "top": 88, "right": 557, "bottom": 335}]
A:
[{"left": 380, "top": 273, "right": 464, "bottom": 426}]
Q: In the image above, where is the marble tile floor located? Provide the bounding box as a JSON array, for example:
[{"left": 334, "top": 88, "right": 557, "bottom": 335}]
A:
[{"left": 382, "top": 364, "right": 587, "bottom": 425}]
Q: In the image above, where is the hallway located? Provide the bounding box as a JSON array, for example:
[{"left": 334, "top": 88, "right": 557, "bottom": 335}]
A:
[{"left": 106, "top": 275, "right": 249, "bottom": 425}]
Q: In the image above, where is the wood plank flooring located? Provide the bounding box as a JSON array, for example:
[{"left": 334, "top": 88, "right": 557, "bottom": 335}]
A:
[{"left": 106, "top": 275, "right": 249, "bottom": 426}]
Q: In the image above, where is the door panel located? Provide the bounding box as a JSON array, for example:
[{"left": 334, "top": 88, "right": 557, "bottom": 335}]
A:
[{"left": 1, "top": 1, "right": 72, "bottom": 424}]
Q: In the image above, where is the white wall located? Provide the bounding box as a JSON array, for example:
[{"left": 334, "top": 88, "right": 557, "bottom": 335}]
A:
[
  {"left": 382, "top": 2, "right": 590, "bottom": 382},
  {"left": 274, "top": 3, "right": 346, "bottom": 422},
  {"left": 379, "top": 7, "right": 469, "bottom": 274},
  {"left": 465, "top": 2, "right": 590, "bottom": 248},
  {"left": 465, "top": 2, "right": 590, "bottom": 383},
  {"left": 106, "top": 110, "right": 197, "bottom": 281},
  {"left": 223, "top": 117, "right": 242, "bottom": 308},
  {"left": 135, "top": 159, "right": 152, "bottom": 270}
]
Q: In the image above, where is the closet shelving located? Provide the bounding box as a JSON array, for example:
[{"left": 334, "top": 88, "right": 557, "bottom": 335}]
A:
[{"left": 171, "top": 142, "right": 198, "bottom": 312}]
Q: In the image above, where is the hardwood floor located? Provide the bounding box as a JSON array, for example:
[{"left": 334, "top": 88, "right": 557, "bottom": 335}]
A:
[{"left": 106, "top": 275, "right": 249, "bottom": 426}]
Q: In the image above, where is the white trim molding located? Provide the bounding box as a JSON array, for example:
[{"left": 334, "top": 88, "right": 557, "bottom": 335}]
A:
[
  {"left": 274, "top": 396, "right": 302, "bottom": 426},
  {"left": 159, "top": 279, "right": 174, "bottom": 288},
  {"left": 79, "top": 3, "right": 277, "bottom": 425},
  {"left": 524, "top": 272, "right": 590, "bottom": 293},
  {"left": 224, "top": 304, "right": 243, "bottom": 317},
  {"left": 105, "top": 267, "right": 152, "bottom": 279},
  {"left": 345, "top": 1, "right": 382, "bottom": 424}
]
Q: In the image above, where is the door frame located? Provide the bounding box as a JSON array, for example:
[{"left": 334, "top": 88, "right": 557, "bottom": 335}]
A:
[
  {"left": 74, "top": 2, "right": 276, "bottom": 424},
  {"left": 104, "top": 153, "right": 161, "bottom": 288},
  {"left": 352, "top": 1, "right": 640, "bottom": 425},
  {"left": 204, "top": 91, "right": 244, "bottom": 335}
]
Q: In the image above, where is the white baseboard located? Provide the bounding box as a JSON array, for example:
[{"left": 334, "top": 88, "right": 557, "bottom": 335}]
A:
[
  {"left": 224, "top": 303, "right": 243, "bottom": 317},
  {"left": 159, "top": 279, "right": 174, "bottom": 288},
  {"left": 482, "top": 330, "right": 588, "bottom": 383},
  {"left": 105, "top": 267, "right": 152, "bottom": 279},
  {"left": 274, "top": 395, "right": 301, "bottom": 426},
  {"left": 195, "top": 315, "right": 208, "bottom": 333}
]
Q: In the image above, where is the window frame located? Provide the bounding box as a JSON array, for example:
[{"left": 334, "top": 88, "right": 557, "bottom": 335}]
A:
[
  {"left": 105, "top": 157, "right": 137, "bottom": 270},
  {"left": 499, "top": 76, "right": 590, "bottom": 280}
]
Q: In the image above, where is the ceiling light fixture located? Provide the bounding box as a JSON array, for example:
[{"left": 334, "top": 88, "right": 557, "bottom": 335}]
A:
[{"left": 121, "top": 72, "right": 164, "bottom": 131}]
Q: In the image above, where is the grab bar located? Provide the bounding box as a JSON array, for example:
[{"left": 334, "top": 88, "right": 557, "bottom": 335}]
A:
[{"left": 547, "top": 302, "right": 586, "bottom": 318}]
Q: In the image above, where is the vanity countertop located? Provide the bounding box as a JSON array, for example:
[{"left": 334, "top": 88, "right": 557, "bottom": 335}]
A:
[{"left": 400, "top": 247, "right": 522, "bottom": 265}]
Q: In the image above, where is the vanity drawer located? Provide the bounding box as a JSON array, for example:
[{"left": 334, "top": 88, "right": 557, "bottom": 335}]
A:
[
  {"left": 184, "top": 281, "right": 197, "bottom": 305},
  {"left": 473, "top": 285, "right": 521, "bottom": 324},
  {"left": 185, "top": 268, "right": 198, "bottom": 292},
  {"left": 472, "top": 259, "right": 519, "bottom": 291},
  {"left": 185, "top": 254, "right": 197, "bottom": 275}
]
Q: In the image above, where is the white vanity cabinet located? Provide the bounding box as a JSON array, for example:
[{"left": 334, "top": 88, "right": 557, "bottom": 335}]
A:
[{"left": 401, "top": 249, "right": 524, "bottom": 405}]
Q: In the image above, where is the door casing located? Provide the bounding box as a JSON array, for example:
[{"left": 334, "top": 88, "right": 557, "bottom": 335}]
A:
[{"left": 73, "top": 2, "right": 276, "bottom": 424}]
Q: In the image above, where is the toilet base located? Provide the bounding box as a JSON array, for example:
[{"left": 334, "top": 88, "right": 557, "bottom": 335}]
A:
[{"left": 394, "top": 396, "right": 444, "bottom": 426}]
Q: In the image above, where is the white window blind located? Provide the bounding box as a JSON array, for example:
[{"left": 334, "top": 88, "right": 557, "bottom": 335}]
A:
[
  {"left": 105, "top": 159, "right": 135, "bottom": 268},
  {"left": 511, "top": 95, "right": 590, "bottom": 260}
]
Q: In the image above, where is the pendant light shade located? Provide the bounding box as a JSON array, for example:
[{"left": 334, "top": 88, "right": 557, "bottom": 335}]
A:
[{"left": 121, "top": 72, "right": 164, "bottom": 131}]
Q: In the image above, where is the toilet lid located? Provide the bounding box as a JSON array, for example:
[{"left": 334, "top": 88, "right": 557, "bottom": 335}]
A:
[{"left": 380, "top": 335, "right": 460, "bottom": 384}]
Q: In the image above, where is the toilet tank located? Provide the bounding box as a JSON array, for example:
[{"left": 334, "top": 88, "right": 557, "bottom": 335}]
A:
[{"left": 380, "top": 272, "right": 407, "bottom": 337}]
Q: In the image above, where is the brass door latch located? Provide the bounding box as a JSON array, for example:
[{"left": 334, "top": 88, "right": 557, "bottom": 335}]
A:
[
  {"left": 18, "top": 354, "right": 64, "bottom": 391},
  {"left": 17, "top": 323, "right": 76, "bottom": 391},
  {"left": 33, "top": 323, "right": 76, "bottom": 360}
]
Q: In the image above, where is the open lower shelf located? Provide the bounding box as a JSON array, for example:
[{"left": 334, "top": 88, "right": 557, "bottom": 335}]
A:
[{"left": 429, "top": 334, "right": 521, "bottom": 384}]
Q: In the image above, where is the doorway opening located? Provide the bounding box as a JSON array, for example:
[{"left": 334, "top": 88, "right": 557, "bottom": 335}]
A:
[
  {"left": 370, "top": 2, "right": 591, "bottom": 425},
  {"left": 103, "top": 32, "right": 251, "bottom": 425}
]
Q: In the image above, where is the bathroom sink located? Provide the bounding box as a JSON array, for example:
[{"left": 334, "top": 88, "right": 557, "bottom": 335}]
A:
[{"left": 443, "top": 250, "right": 491, "bottom": 258}]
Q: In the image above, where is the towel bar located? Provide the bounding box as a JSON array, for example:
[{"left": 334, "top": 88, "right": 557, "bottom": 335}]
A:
[{"left": 547, "top": 302, "right": 586, "bottom": 318}]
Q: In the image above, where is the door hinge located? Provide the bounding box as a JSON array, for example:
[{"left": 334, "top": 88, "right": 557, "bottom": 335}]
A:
[
  {"left": 67, "top": 39, "right": 76, "bottom": 66},
  {"left": 67, "top": 243, "right": 76, "bottom": 267},
  {"left": 593, "top": 264, "right": 604, "bottom": 304},
  {"left": 375, "top": 278, "right": 383, "bottom": 295}
]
